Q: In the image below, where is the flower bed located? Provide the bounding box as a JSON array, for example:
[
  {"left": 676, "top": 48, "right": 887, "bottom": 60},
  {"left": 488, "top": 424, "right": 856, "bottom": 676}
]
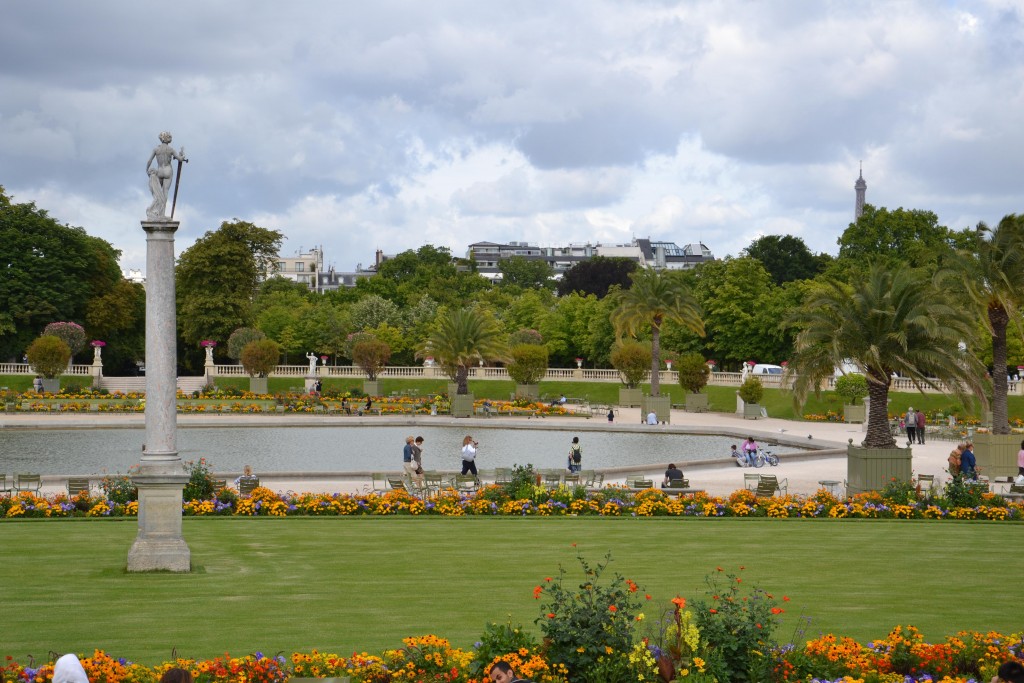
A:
[{"left": 4, "top": 485, "right": 1022, "bottom": 521}]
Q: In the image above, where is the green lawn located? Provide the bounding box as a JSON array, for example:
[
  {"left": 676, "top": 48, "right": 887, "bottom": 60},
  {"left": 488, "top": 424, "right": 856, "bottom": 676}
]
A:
[{"left": 2, "top": 517, "right": 1016, "bottom": 664}]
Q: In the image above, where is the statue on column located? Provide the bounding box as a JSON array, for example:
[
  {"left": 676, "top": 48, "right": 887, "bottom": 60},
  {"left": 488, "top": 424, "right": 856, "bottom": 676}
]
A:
[
  {"left": 146, "top": 132, "right": 187, "bottom": 220},
  {"left": 306, "top": 352, "right": 318, "bottom": 375}
]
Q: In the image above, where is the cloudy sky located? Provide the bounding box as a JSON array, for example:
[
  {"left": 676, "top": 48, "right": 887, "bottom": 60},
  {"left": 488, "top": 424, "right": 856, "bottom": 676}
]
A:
[{"left": 3, "top": 1, "right": 1023, "bottom": 274}]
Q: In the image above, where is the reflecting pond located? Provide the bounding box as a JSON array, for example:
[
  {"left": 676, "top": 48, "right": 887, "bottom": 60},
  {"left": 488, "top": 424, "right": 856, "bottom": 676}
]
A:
[{"left": 0, "top": 425, "right": 811, "bottom": 474}]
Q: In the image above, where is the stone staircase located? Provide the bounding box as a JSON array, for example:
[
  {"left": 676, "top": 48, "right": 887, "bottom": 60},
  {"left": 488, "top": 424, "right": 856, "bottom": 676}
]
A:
[{"left": 97, "top": 376, "right": 207, "bottom": 394}]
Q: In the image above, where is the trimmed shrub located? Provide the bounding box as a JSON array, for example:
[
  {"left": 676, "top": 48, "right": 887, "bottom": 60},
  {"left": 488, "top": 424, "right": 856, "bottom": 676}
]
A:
[
  {"left": 240, "top": 339, "right": 281, "bottom": 377},
  {"left": 610, "top": 341, "right": 651, "bottom": 388},
  {"left": 26, "top": 335, "right": 72, "bottom": 379}
]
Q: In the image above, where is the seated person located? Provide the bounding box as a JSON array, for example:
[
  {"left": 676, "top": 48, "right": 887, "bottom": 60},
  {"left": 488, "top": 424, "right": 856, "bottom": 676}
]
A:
[
  {"left": 742, "top": 437, "right": 759, "bottom": 466},
  {"left": 234, "top": 465, "right": 258, "bottom": 489},
  {"left": 731, "top": 444, "right": 744, "bottom": 467},
  {"left": 664, "top": 463, "right": 684, "bottom": 486},
  {"left": 550, "top": 394, "right": 567, "bottom": 407},
  {"left": 646, "top": 411, "right": 658, "bottom": 425}
]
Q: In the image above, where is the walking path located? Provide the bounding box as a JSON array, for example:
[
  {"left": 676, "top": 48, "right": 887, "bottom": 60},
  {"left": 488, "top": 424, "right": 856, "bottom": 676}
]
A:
[{"left": 2, "top": 407, "right": 961, "bottom": 497}]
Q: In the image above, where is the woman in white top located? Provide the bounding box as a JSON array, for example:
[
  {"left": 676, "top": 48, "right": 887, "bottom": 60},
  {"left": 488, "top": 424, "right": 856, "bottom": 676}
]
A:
[{"left": 461, "top": 435, "right": 479, "bottom": 476}]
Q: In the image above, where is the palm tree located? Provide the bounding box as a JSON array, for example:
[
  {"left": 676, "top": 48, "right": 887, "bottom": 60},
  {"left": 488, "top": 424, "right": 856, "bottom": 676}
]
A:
[
  {"left": 609, "top": 269, "right": 703, "bottom": 396},
  {"left": 788, "top": 262, "right": 985, "bottom": 448},
  {"left": 419, "top": 308, "right": 508, "bottom": 394},
  {"left": 952, "top": 216, "right": 1024, "bottom": 434}
]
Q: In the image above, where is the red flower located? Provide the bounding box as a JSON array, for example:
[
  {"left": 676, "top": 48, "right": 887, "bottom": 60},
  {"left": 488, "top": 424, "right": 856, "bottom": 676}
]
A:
[
  {"left": 545, "top": 577, "right": 552, "bottom": 582},
  {"left": 609, "top": 605, "right": 617, "bottom": 612},
  {"left": 783, "top": 596, "right": 790, "bottom": 602},
  {"left": 626, "top": 579, "right": 638, "bottom": 593},
  {"left": 715, "top": 566, "right": 723, "bottom": 572},
  {"left": 645, "top": 594, "right": 652, "bottom": 600},
  {"left": 771, "top": 607, "right": 784, "bottom": 614},
  {"left": 756, "top": 623, "right": 762, "bottom": 629},
  {"left": 709, "top": 608, "right": 718, "bottom": 614},
  {"left": 533, "top": 586, "right": 543, "bottom": 599},
  {"left": 547, "top": 612, "right": 556, "bottom": 619}
]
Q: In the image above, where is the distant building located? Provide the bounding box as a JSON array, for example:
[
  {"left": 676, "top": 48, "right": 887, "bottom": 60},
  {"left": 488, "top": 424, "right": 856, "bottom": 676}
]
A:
[
  {"left": 467, "top": 238, "right": 714, "bottom": 284},
  {"left": 855, "top": 166, "right": 867, "bottom": 220},
  {"left": 268, "top": 246, "right": 324, "bottom": 289}
]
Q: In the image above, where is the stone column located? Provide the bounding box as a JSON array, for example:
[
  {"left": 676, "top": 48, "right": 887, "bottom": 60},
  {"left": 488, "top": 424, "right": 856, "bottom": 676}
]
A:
[
  {"left": 128, "top": 220, "right": 190, "bottom": 572},
  {"left": 203, "top": 345, "right": 216, "bottom": 385}
]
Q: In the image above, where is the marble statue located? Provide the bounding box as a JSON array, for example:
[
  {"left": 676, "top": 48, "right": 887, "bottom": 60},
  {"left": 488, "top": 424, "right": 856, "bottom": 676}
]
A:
[
  {"left": 306, "top": 352, "right": 318, "bottom": 374},
  {"left": 146, "top": 132, "right": 187, "bottom": 220}
]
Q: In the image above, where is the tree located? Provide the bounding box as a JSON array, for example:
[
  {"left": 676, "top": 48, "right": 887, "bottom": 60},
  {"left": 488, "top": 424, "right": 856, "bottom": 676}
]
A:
[
  {"left": 743, "top": 234, "right": 826, "bottom": 285},
  {"left": 499, "top": 256, "right": 555, "bottom": 290},
  {"left": 506, "top": 344, "right": 549, "bottom": 385},
  {"left": 951, "top": 215, "right": 1024, "bottom": 434},
  {"left": 352, "top": 338, "right": 392, "bottom": 381},
  {"left": 610, "top": 269, "right": 703, "bottom": 396},
  {"left": 834, "top": 373, "right": 869, "bottom": 406},
  {"left": 227, "top": 327, "right": 266, "bottom": 361},
  {"left": 240, "top": 339, "right": 281, "bottom": 377},
  {"left": 360, "top": 244, "right": 491, "bottom": 307},
  {"left": 676, "top": 352, "right": 711, "bottom": 394},
  {"left": 349, "top": 294, "right": 403, "bottom": 331},
  {"left": 694, "top": 258, "right": 780, "bottom": 369},
  {"left": 788, "top": 263, "right": 985, "bottom": 448},
  {"left": 418, "top": 308, "right": 509, "bottom": 394},
  {"left": 26, "top": 335, "right": 71, "bottom": 379},
  {"left": 176, "top": 220, "right": 283, "bottom": 349},
  {"left": 508, "top": 329, "right": 544, "bottom": 346},
  {"left": 738, "top": 376, "right": 764, "bottom": 405},
  {"left": 84, "top": 279, "right": 146, "bottom": 374},
  {"left": 0, "top": 189, "right": 122, "bottom": 360},
  {"left": 42, "top": 322, "right": 86, "bottom": 360},
  {"left": 557, "top": 256, "right": 637, "bottom": 298},
  {"left": 609, "top": 340, "right": 651, "bottom": 388}
]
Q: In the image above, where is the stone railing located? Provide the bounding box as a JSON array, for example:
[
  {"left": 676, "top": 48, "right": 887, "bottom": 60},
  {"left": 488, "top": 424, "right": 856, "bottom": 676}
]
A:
[{"left": 1, "top": 363, "right": 94, "bottom": 376}]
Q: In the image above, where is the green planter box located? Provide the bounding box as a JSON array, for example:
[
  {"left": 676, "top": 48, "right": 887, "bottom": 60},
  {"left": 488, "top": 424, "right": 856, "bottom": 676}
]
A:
[
  {"left": 973, "top": 432, "right": 1020, "bottom": 479},
  {"left": 515, "top": 383, "right": 539, "bottom": 399},
  {"left": 363, "top": 380, "right": 381, "bottom": 397},
  {"left": 451, "top": 393, "right": 474, "bottom": 418},
  {"left": 249, "top": 377, "right": 268, "bottom": 394},
  {"left": 643, "top": 395, "right": 671, "bottom": 423},
  {"left": 685, "top": 393, "right": 709, "bottom": 412},
  {"left": 40, "top": 378, "right": 60, "bottom": 393},
  {"left": 843, "top": 404, "right": 866, "bottom": 424},
  {"left": 447, "top": 382, "right": 460, "bottom": 397},
  {"left": 619, "top": 387, "right": 642, "bottom": 407},
  {"left": 743, "top": 403, "right": 763, "bottom": 419},
  {"left": 846, "top": 444, "right": 912, "bottom": 495}
]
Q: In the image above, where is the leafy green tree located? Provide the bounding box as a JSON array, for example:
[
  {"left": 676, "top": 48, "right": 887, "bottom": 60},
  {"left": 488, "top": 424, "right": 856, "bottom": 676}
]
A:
[
  {"left": 557, "top": 256, "right": 637, "bottom": 297},
  {"left": 788, "top": 263, "right": 985, "bottom": 448},
  {"left": 744, "top": 234, "right": 827, "bottom": 285},
  {"left": 695, "top": 258, "right": 782, "bottom": 369},
  {"left": 950, "top": 215, "right": 1024, "bottom": 434},
  {"left": 360, "top": 244, "right": 490, "bottom": 307},
  {"left": 349, "top": 294, "right": 403, "bottom": 331},
  {"left": 676, "top": 352, "right": 711, "bottom": 394},
  {"left": 506, "top": 344, "right": 549, "bottom": 385},
  {"left": 42, "top": 322, "right": 86, "bottom": 360},
  {"left": 499, "top": 256, "right": 555, "bottom": 290},
  {"left": 227, "top": 327, "right": 266, "bottom": 361},
  {"left": 84, "top": 279, "right": 146, "bottom": 374},
  {"left": 610, "top": 340, "right": 651, "bottom": 388},
  {"left": 0, "top": 189, "right": 122, "bottom": 360},
  {"left": 176, "top": 220, "right": 283, "bottom": 351},
  {"left": 26, "top": 335, "right": 71, "bottom": 379},
  {"left": 834, "top": 373, "right": 869, "bottom": 406},
  {"left": 738, "top": 376, "right": 764, "bottom": 405},
  {"left": 508, "top": 329, "right": 544, "bottom": 346},
  {"left": 611, "top": 269, "right": 703, "bottom": 396},
  {"left": 352, "top": 337, "right": 392, "bottom": 381},
  {"left": 300, "top": 299, "right": 350, "bottom": 365},
  {"left": 240, "top": 339, "right": 281, "bottom": 377},
  {"left": 419, "top": 308, "right": 509, "bottom": 394}
]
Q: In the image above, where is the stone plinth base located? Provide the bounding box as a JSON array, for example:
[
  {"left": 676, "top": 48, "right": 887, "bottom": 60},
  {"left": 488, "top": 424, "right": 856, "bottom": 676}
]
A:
[{"left": 127, "top": 471, "right": 190, "bottom": 572}]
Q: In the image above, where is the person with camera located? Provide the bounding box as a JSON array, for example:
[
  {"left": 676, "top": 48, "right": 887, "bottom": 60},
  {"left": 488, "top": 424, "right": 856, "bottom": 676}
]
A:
[{"left": 461, "top": 435, "right": 479, "bottom": 476}]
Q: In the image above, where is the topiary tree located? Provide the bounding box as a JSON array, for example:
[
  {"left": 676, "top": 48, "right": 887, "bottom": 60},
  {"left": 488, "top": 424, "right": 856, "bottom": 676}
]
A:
[
  {"left": 227, "top": 327, "right": 266, "bottom": 360},
  {"left": 738, "top": 376, "right": 764, "bottom": 404},
  {"left": 834, "top": 373, "right": 869, "bottom": 406},
  {"left": 508, "top": 328, "right": 544, "bottom": 346},
  {"left": 27, "top": 335, "right": 72, "bottom": 379},
  {"left": 506, "top": 343, "right": 549, "bottom": 385},
  {"left": 352, "top": 337, "right": 392, "bottom": 381},
  {"left": 610, "top": 340, "right": 651, "bottom": 389},
  {"left": 43, "top": 322, "right": 86, "bottom": 360},
  {"left": 240, "top": 339, "right": 281, "bottom": 377},
  {"left": 676, "top": 352, "right": 711, "bottom": 394}
]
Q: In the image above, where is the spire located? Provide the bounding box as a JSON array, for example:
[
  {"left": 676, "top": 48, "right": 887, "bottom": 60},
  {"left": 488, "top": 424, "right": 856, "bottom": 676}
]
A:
[{"left": 854, "top": 162, "right": 867, "bottom": 220}]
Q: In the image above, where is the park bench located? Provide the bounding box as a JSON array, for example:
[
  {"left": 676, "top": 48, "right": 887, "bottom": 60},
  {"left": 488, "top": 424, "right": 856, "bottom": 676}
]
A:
[
  {"left": 67, "top": 477, "right": 91, "bottom": 496},
  {"left": 13, "top": 473, "right": 42, "bottom": 495},
  {"left": 0, "top": 474, "right": 12, "bottom": 497},
  {"left": 238, "top": 477, "right": 260, "bottom": 497},
  {"left": 755, "top": 474, "right": 787, "bottom": 498}
]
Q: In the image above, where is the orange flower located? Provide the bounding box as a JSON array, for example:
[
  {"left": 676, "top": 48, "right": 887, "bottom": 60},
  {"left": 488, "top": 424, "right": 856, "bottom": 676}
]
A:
[
  {"left": 771, "top": 607, "right": 784, "bottom": 614},
  {"left": 709, "top": 608, "right": 718, "bottom": 614},
  {"left": 545, "top": 577, "right": 552, "bottom": 582},
  {"left": 533, "top": 586, "right": 543, "bottom": 599},
  {"left": 547, "top": 612, "right": 556, "bottom": 619},
  {"left": 609, "top": 605, "right": 617, "bottom": 612},
  {"left": 645, "top": 594, "right": 652, "bottom": 600},
  {"left": 671, "top": 596, "right": 687, "bottom": 609},
  {"left": 783, "top": 596, "right": 791, "bottom": 602}
]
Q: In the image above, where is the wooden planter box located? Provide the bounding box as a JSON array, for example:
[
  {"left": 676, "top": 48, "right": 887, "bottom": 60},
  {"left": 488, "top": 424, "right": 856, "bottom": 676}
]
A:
[
  {"left": 685, "top": 393, "right": 709, "bottom": 412},
  {"left": 843, "top": 404, "right": 866, "bottom": 424},
  {"left": 973, "top": 432, "right": 1020, "bottom": 479},
  {"left": 447, "top": 382, "right": 460, "bottom": 397},
  {"left": 363, "top": 380, "right": 381, "bottom": 397},
  {"left": 249, "top": 377, "right": 268, "bottom": 394},
  {"left": 515, "top": 383, "right": 539, "bottom": 399},
  {"left": 451, "top": 393, "right": 474, "bottom": 418},
  {"left": 846, "top": 444, "right": 912, "bottom": 495},
  {"left": 643, "top": 395, "right": 672, "bottom": 424},
  {"left": 619, "top": 387, "right": 642, "bottom": 407},
  {"left": 743, "top": 403, "right": 763, "bottom": 419},
  {"left": 40, "top": 378, "right": 60, "bottom": 393}
]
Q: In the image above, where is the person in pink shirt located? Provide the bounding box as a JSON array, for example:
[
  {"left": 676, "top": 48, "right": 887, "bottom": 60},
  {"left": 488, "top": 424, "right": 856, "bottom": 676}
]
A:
[{"left": 742, "top": 437, "right": 758, "bottom": 466}]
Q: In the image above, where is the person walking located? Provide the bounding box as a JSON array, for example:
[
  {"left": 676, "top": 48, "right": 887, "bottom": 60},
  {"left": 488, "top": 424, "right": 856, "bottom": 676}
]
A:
[
  {"left": 410, "top": 436, "right": 425, "bottom": 485},
  {"left": 905, "top": 407, "right": 917, "bottom": 446},
  {"left": 461, "top": 435, "right": 479, "bottom": 476},
  {"left": 567, "top": 436, "right": 582, "bottom": 473},
  {"left": 607, "top": 408, "right": 614, "bottom": 423},
  {"left": 960, "top": 441, "right": 977, "bottom": 479},
  {"left": 402, "top": 436, "right": 419, "bottom": 477},
  {"left": 915, "top": 409, "right": 926, "bottom": 444}
]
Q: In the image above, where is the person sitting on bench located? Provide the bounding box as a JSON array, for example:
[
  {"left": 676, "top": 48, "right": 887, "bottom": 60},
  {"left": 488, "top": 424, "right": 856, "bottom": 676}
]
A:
[{"left": 664, "top": 463, "right": 684, "bottom": 487}]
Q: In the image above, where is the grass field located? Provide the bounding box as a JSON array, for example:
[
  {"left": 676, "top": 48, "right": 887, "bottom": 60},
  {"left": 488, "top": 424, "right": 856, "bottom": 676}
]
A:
[{"left": 1, "top": 517, "right": 1015, "bottom": 665}]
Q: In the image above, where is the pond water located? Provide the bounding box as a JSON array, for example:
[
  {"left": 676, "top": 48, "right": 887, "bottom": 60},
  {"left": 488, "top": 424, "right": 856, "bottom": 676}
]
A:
[{"left": 0, "top": 425, "right": 810, "bottom": 475}]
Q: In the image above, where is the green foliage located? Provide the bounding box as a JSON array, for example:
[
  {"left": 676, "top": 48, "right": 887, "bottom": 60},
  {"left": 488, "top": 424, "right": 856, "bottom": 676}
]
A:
[
  {"left": 26, "top": 335, "right": 71, "bottom": 378},
  {"left": 557, "top": 256, "right": 637, "bottom": 298},
  {"left": 349, "top": 294, "right": 404, "bottom": 331},
  {"left": 419, "top": 307, "right": 509, "bottom": 394},
  {"left": 535, "top": 552, "right": 647, "bottom": 681},
  {"left": 240, "top": 339, "right": 281, "bottom": 377},
  {"left": 503, "top": 464, "right": 539, "bottom": 500},
  {"left": 99, "top": 471, "right": 137, "bottom": 504},
  {"left": 880, "top": 477, "right": 918, "bottom": 505},
  {"left": 352, "top": 337, "right": 392, "bottom": 380},
  {"left": 691, "top": 569, "right": 785, "bottom": 683},
  {"left": 499, "top": 255, "right": 555, "bottom": 290},
  {"left": 694, "top": 257, "right": 780, "bottom": 368},
  {"left": 469, "top": 620, "right": 539, "bottom": 676},
  {"left": 941, "top": 477, "right": 989, "bottom": 509},
  {"left": 183, "top": 458, "right": 217, "bottom": 502},
  {"left": 833, "top": 373, "right": 869, "bottom": 405},
  {"left": 227, "top": 327, "right": 266, "bottom": 360},
  {"left": 506, "top": 344, "right": 549, "bottom": 385},
  {"left": 676, "top": 352, "right": 711, "bottom": 394},
  {"left": 43, "top": 321, "right": 86, "bottom": 356},
  {"left": 508, "top": 328, "right": 544, "bottom": 346},
  {"left": 744, "top": 234, "right": 827, "bottom": 285},
  {"left": 610, "top": 341, "right": 651, "bottom": 388},
  {"left": 738, "top": 376, "right": 763, "bottom": 404},
  {"left": 84, "top": 279, "right": 146, "bottom": 374}
]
